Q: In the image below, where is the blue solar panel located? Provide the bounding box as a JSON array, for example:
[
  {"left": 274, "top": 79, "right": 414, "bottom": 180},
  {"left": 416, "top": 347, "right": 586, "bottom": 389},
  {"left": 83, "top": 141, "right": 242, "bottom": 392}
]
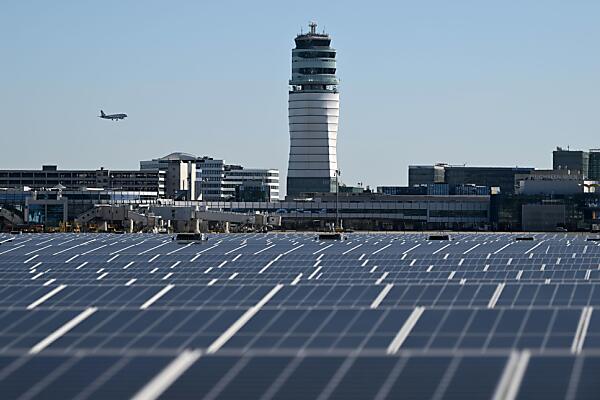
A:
[{"left": 0, "top": 232, "right": 599, "bottom": 397}]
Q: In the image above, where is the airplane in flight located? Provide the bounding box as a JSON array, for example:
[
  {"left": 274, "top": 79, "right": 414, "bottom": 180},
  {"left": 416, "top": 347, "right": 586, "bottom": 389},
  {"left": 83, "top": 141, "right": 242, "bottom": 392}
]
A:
[{"left": 98, "top": 110, "right": 127, "bottom": 121}]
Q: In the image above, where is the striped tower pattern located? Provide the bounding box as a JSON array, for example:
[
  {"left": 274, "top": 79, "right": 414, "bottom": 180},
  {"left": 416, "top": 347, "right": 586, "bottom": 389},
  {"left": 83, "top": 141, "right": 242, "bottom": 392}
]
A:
[{"left": 287, "top": 22, "right": 340, "bottom": 196}]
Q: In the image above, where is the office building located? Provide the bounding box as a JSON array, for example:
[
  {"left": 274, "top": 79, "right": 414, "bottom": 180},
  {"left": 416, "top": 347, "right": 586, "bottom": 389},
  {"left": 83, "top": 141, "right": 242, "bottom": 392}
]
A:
[
  {"left": 195, "top": 157, "right": 228, "bottom": 201},
  {"left": 338, "top": 184, "right": 367, "bottom": 194},
  {"left": 0, "top": 165, "right": 164, "bottom": 196},
  {"left": 196, "top": 157, "right": 280, "bottom": 202},
  {"left": 378, "top": 183, "right": 488, "bottom": 196},
  {"left": 408, "top": 164, "right": 533, "bottom": 194},
  {"left": 444, "top": 166, "right": 533, "bottom": 194},
  {"left": 454, "top": 184, "right": 489, "bottom": 196},
  {"left": 521, "top": 203, "right": 566, "bottom": 231},
  {"left": 203, "top": 192, "right": 490, "bottom": 231},
  {"left": 553, "top": 147, "right": 589, "bottom": 178},
  {"left": 234, "top": 181, "right": 273, "bottom": 202},
  {"left": 377, "top": 186, "right": 427, "bottom": 196},
  {"left": 589, "top": 149, "right": 600, "bottom": 180},
  {"left": 287, "top": 22, "right": 340, "bottom": 196},
  {"left": 140, "top": 152, "right": 196, "bottom": 200},
  {"left": 223, "top": 166, "right": 280, "bottom": 201},
  {"left": 426, "top": 184, "right": 450, "bottom": 195},
  {"left": 408, "top": 165, "right": 446, "bottom": 186},
  {"left": 515, "top": 169, "right": 585, "bottom": 195}
]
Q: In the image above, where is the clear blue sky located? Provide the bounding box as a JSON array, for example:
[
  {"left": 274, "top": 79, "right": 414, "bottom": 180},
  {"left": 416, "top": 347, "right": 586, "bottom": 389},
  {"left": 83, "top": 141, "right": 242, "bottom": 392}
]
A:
[{"left": 1, "top": 1, "right": 599, "bottom": 193}]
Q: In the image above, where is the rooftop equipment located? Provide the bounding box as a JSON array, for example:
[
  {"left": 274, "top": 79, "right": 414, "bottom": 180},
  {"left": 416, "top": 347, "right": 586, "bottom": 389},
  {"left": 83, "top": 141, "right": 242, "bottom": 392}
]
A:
[
  {"left": 515, "top": 236, "right": 535, "bottom": 241},
  {"left": 317, "top": 233, "right": 344, "bottom": 241},
  {"left": 174, "top": 233, "right": 208, "bottom": 243},
  {"left": 428, "top": 234, "right": 450, "bottom": 241}
]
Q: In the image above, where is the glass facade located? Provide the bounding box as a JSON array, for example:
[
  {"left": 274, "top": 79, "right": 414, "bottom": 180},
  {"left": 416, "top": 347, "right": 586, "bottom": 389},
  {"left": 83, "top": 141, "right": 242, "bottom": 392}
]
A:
[
  {"left": 287, "top": 177, "right": 336, "bottom": 197},
  {"left": 408, "top": 166, "right": 446, "bottom": 186},
  {"left": 589, "top": 151, "right": 600, "bottom": 181},
  {"left": 289, "top": 28, "right": 338, "bottom": 90},
  {"left": 0, "top": 190, "right": 31, "bottom": 212},
  {"left": 26, "top": 204, "right": 45, "bottom": 224},
  {"left": 26, "top": 203, "right": 65, "bottom": 226},
  {"left": 46, "top": 204, "right": 65, "bottom": 226},
  {"left": 553, "top": 149, "right": 589, "bottom": 178},
  {"left": 492, "top": 194, "right": 600, "bottom": 231},
  {"left": 4, "top": 189, "right": 161, "bottom": 225},
  {"left": 445, "top": 167, "right": 534, "bottom": 195},
  {"left": 205, "top": 196, "right": 490, "bottom": 230}
]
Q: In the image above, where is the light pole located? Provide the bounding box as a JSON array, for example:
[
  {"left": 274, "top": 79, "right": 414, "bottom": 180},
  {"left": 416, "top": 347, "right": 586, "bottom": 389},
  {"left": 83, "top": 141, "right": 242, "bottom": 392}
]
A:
[{"left": 335, "top": 169, "right": 341, "bottom": 230}]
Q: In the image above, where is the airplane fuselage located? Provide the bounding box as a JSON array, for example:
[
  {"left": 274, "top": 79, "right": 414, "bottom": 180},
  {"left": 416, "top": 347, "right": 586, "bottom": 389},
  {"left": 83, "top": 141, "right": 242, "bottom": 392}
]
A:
[
  {"left": 99, "top": 114, "right": 127, "bottom": 121},
  {"left": 99, "top": 110, "right": 127, "bottom": 121}
]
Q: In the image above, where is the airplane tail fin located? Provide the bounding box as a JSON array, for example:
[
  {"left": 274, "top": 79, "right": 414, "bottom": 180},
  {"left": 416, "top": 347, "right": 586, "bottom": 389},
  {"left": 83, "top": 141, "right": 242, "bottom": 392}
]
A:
[{"left": 100, "top": 110, "right": 105, "bottom": 117}]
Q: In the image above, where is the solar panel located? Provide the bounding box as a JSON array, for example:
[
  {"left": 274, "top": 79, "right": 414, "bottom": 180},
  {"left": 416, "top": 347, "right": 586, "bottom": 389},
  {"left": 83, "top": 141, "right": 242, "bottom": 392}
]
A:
[{"left": 0, "top": 232, "right": 599, "bottom": 398}]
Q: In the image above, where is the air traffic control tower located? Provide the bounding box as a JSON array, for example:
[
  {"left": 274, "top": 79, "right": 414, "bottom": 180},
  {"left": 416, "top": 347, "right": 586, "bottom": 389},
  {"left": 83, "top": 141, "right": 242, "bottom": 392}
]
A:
[{"left": 287, "top": 22, "right": 340, "bottom": 196}]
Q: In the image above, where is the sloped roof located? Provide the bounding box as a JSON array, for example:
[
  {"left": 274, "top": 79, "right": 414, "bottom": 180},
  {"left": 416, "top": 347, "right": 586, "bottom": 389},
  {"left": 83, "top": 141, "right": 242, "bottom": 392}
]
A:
[{"left": 159, "top": 152, "right": 197, "bottom": 161}]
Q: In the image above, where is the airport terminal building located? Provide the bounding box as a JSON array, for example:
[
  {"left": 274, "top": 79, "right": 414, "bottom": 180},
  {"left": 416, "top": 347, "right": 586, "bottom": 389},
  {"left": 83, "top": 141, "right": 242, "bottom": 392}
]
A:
[{"left": 204, "top": 193, "right": 491, "bottom": 231}]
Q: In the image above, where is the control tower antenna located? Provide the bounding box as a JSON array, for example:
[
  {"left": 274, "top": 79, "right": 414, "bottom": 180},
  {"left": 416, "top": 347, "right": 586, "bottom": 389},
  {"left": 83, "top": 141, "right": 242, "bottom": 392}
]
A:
[{"left": 309, "top": 21, "right": 317, "bottom": 34}]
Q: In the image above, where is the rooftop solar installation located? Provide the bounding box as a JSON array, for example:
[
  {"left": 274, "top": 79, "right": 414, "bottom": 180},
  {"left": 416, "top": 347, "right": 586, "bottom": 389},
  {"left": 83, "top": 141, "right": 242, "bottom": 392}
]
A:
[{"left": 0, "top": 232, "right": 599, "bottom": 399}]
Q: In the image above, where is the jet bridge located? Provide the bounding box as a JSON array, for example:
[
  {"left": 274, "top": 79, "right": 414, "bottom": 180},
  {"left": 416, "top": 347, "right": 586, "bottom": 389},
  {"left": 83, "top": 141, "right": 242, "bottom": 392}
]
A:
[
  {"left": 75, "top": 205, "right": 158, "bottom": 232},
  {"left": 74, "top": 204, "right": 279, "bottom": 233}
]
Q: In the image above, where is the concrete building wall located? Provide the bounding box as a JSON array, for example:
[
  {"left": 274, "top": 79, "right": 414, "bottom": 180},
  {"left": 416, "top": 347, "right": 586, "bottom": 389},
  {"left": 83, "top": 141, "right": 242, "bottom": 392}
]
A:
[
  {"left": 164, "top": 162, "right": 195, "bottom": 200},
  {"left": 140, "top": 154, "right": 196, "bottom": 200}
]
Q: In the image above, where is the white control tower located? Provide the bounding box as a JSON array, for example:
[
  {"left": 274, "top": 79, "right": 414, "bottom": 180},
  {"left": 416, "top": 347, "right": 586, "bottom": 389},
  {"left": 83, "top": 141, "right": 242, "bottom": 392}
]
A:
[{"left": 287, "top": 22, "right": 339, "bottom": 196}]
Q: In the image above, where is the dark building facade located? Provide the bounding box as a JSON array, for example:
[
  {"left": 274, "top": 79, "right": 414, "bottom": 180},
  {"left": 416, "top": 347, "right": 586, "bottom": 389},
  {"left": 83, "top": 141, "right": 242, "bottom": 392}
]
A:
[
  {"left": 408, "top": 164, "right": 533, "bottom": 194},
  {"left": 491, "top": 193, "right": 600, "bottom": 231},
  {"left": 553, "top": 147, "right": 589, "bottom": 178},
  {"left": 444, "top": 166, "right": 533, "bottom": 195},
  {"left": 0, "top": 165, "right": 164, "bottom": 196},
  {"left": 408, "top": 165, "right": 446, "bottom": 186},
  {"left": 589, "top": 150, "right": 600, "bottom": 181}
]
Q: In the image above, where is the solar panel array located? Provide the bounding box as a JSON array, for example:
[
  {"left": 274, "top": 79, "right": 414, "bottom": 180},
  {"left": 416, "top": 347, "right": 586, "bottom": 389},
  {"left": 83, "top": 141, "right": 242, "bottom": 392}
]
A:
[{"left": 0, "top": 232, "right": 599, "bottom": 399}]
